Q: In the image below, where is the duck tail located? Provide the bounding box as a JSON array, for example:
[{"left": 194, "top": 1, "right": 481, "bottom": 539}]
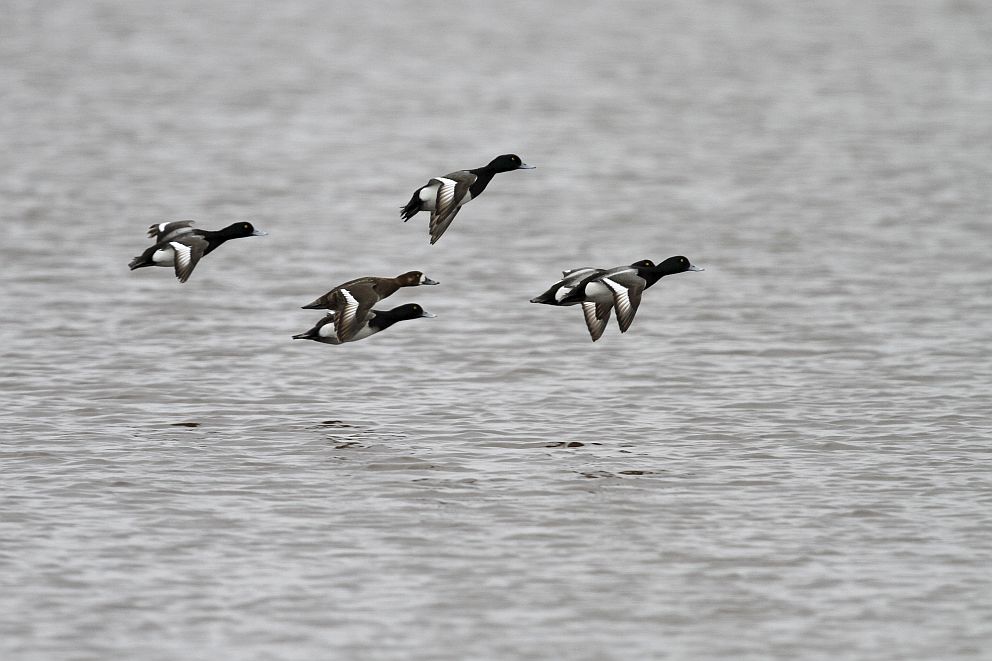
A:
[
  {"left": 529, "top": 289, "right": 558, "bottom": 305},
  {"left": 128, "top": 254, "right": 150, "bottom": 270},
  {"left": 300, "top": 299, "right": 325, "bottom": 310},
  {"left": 291, "top": 332, "right": 312, "bottom": 340},
  {"left": 400, "top": 190, "right": 421, "bottom": 221}
]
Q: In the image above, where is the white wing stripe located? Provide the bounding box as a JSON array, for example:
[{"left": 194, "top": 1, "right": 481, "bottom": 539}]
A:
[
  {"left": 602, "top": 277, "right": 635, "bottom": 328},
  {"left": 335, "top": 288, "right": 361, "bottom": 339},
  {"left": 171, "top": 242, "right": 191, "bottom": 269},
  {"left": 436, "top": 177, "right": 458, "bottom": 214}
]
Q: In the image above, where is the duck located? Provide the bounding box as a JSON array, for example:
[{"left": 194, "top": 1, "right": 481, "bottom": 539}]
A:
[
  {"left": 542, "top": 256, "right": 703, "bottom": 341},
  {"left": 529, "top": 265, "right": 622, "bottom": 341},
  {"left": 128, "top": 221, "right": 267, "bottom": 283},
  {"left": 301, "top": 271, "right": 439, "bottom": 310},
  {"left": 401, "top": 154, "right": 535, "bottom": 244},
  {"left": 292, "top": 303, "right": 435, "bottom": 345}
]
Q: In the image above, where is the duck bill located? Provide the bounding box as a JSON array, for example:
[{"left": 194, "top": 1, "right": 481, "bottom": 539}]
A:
[
  {"left": 421, "top": 276, "right": 440, "bottom": 285},
  {"left": 420, "top": 311, "right": 437, "bottom": 318},
  {"left": 517, "top": 163, "right": 536, "bottom": 169},
  {"left": 688, "top": 265, "right": 704, "bottom": 271},
  {"left": 252, "top": 229, "right": 269, "bottom": 236}
]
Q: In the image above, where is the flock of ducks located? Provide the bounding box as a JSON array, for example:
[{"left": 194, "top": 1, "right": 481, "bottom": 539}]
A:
[{"left": 128, "top": 154, "right": 703, "bottom": 343}]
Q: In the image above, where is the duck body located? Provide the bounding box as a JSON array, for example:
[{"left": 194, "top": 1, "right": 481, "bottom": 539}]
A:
[
  {"left": 529, "top": 267, "right": 604, "bottom": 306},
  {"left": 544, "top": 256, "right": 703, "bottom": 340},
  {"left": 128, "top": 221, "right": 267, "bottom": 283},
  {"left": 292, "top": 303, "right": 435, "bottom": 345},
  {"left": 301, "top": 271, "right": 438, "bottom": 310},
  {"left": 401, "top": 154, "right": 534, "bottom": 244}
]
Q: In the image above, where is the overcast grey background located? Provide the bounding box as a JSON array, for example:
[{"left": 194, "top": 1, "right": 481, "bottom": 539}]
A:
[{"left": 2, "top": 1, "right": 991, "bottom": 659}]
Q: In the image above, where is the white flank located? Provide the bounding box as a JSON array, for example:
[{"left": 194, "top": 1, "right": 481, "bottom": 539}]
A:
[
  {"left": 583, "top": 281, "right": 613, "bottom": 304},
  {"left": 151, "top": 247, "right": 175, "bottom": 266},
  {"left": 419, "top": 183, "right": 439, "bottom": 210}
]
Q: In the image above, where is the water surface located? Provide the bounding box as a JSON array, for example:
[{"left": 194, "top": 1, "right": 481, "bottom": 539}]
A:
[{"left": 1, "top": 1, "right": 991, "bottom": 659}]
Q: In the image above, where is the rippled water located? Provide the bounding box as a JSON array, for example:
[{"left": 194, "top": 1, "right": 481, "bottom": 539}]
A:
[{"left": 2, "top": 1, "right": 991, "bottom": 659}]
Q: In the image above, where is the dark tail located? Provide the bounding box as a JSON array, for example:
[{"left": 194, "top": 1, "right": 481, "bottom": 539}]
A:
[
  {"left": 292, "top": 332, "right": 313, "bottom": 340},
  {"left": 301, "top": 300, "right": 325, "bottom": 310},
  {"left": 529, "top": 289, "right": 558, "bottom": 305},
  {"left": 400, "top": 189, "right": 422, "bottom": 221},
  {"left": 128, "top": 254, "right": 150, "bottom": 270}
]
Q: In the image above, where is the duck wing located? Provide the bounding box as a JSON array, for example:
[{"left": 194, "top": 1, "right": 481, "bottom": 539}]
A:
[
  {"left": 600, "top": 275, "right": 646, "bottom": 332},
  {"left": 148, "top": 221, "right": 195, "bottom": 243},
  {"left": 581, "top": 301, "right": 613, "bottom": 342},
  {"left": 301, "top": 276, "right": 377, "bottom": 309},
  {"left": 331, "top": 284, "right": 378, "bottom": 341},
  {"left": 429, "top": 173, "right": 474, "bottom": 244},
  {"left": 171, "top": 236, "right": 208, "bottom": 283}
]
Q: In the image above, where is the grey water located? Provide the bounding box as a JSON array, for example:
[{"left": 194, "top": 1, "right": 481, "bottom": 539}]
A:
[{"left": 2, "top": 1, "right": 991, "bottom": 659}]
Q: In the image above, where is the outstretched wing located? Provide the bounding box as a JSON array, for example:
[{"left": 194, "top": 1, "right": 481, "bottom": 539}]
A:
[
  {"left": 429, "top": 174, "right": 473, "bottom": 244},
  {"left": 581, "top": 300, "right": 613, "bottom": 342},
  {"left": 171, "top": 236, "right": 208, "bottom": 283},
  {"left": 331, "top": 284, "right": 377, "bottom": 342},
  {"left": 148, "top": 221, "right": 195, "bottom": 243},
  {"left": 601, "top": 276, "right": 646, "bottom": 332}
]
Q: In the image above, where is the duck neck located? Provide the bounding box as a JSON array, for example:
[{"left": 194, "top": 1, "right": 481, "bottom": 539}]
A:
[
  {"left": 641, "top": 268, "right": 668, "bottom": 289},
  {"left": 368, "top": 308, "right": 401, "bottom": 332},
  {"left": 467, "top": 165, "right": 498, "bottom": 196},
  {"left": 200, "top": 227, "right": 239, "bottom": 254}
]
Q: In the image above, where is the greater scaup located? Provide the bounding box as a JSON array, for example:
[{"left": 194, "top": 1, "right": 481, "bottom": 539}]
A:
[
  {"left": 538, "top": 256, "right": 703, "bottom": 340},
  {"left": 301, "top": 271, "right": 439, "bottom": 310},
  {"left": 401, "top": 154, "right": 534, "bottom": 244},
  {"left": 292, "top": 303, "right": 436, "bottom": 345},
  {"left": 128, "top": 221, "right": 267, "bottom": 283}
]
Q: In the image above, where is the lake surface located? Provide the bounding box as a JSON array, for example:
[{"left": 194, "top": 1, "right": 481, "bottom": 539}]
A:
[{"left": 2, "top": 1, "right": 991, "bottom": 659}]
